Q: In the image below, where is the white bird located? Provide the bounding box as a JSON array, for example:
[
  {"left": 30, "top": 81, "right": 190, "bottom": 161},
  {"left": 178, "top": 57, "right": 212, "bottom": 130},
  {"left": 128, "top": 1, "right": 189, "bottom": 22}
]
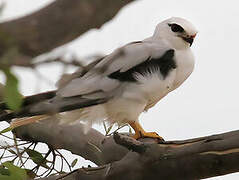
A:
[{"left": 0, "top": 17, "right": 197, "bottom": 140}]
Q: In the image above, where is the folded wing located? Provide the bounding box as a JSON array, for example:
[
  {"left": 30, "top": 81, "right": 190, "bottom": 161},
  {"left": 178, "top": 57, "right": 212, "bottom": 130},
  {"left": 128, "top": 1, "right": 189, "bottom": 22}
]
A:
[{"left": 0, "top": 40, "right": 172, "bottom": 122}]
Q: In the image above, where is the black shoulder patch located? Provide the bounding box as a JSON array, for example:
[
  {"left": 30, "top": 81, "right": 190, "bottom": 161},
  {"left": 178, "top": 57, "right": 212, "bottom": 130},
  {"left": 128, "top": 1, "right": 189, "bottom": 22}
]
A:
[{"left": 108, "top": 49, "right": 176, "bottom": 82}]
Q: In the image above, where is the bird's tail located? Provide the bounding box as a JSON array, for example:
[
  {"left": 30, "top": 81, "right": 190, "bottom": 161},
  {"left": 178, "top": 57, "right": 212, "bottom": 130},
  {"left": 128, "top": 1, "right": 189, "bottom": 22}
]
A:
[
  {"left": 0, "top": 90, "right": 57, "bottom": 123},
  {"left": 0, "top": 94, "right": 108, "bottom": 129},
  {"left": 0, "top": 91, "right": 56, "bottom": 111}
]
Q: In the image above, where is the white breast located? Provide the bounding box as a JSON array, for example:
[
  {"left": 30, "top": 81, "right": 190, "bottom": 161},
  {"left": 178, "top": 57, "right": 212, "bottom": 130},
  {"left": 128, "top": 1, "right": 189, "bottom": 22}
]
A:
[
  {"left": 117, "top": 69, "right": 176, "bottom": 112},
  {"left": 172, "top": 48, "right": 195, "bottom": 90},
  {"left": 136, "top": 71, "right": 176, "bottom": 102}
]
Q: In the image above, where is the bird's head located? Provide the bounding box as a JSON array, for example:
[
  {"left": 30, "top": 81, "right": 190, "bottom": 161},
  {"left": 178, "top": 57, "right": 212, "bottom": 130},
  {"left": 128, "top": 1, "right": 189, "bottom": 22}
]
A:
[{"left": 153, "top": 17, "right": 198, "bottom": 49}]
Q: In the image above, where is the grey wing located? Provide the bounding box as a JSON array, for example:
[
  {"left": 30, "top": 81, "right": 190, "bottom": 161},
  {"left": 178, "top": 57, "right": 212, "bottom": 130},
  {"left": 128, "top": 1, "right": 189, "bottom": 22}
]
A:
[
  {"left": 57, "top": 40, "right": 171, "bottom": 98},
  {"left": 56, "top": 57, "right": 104, "bottom": 89},
  {"left": 0, "top": 41, "right": 173, "bottom": 122}
]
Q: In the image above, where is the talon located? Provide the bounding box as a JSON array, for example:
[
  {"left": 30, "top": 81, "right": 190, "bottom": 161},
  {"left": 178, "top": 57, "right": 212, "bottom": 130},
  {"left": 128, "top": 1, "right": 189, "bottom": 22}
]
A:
[
  {"left": 129, "top": 121, "right": 164, "bottom": 141},
  {"left": 140, "top": 132, "right": 164, "bottom": 141}
]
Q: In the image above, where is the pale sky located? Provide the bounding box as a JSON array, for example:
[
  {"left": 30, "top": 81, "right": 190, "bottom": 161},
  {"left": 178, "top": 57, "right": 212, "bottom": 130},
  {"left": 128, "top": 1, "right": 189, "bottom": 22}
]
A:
[{"left": 0, "top": 0, "right": 239, "bottom": 179}]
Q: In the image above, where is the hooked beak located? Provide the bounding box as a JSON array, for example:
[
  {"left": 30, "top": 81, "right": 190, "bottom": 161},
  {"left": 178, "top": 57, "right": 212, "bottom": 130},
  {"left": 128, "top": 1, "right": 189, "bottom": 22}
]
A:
[{"left": 182, "top": 34, "right": 197, "bottom": 46}]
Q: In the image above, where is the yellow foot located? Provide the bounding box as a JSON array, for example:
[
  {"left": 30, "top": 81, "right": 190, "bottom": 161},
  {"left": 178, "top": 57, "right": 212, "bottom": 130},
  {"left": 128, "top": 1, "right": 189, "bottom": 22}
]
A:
[
  {"left": 132, "top": 131, "right": 164, "bottom": 141},
  {"left": 129, "top": 121, "right": 164, "bottom": 142}
]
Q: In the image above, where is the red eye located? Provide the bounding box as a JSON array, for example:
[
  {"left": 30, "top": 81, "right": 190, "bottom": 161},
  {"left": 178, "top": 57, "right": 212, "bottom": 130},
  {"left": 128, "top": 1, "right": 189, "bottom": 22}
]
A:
[{"left": 168, "top": 23, "right": 184, "bottom": 33}]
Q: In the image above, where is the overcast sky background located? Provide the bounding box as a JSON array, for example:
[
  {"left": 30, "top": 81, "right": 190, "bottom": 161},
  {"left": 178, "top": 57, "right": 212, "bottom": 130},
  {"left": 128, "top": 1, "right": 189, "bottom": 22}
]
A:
[{"left": 0, "top": 0, "right": 239, "bottom": 179}]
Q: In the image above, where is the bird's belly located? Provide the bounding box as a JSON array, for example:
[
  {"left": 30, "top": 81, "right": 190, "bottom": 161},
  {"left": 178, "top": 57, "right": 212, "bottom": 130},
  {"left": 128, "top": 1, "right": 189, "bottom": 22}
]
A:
[
  {"left": 135, "top": 72, "right": 175, "bottom": 108},
  {"left": 105, "top": 97, "right": 146, "bottom": 123},
  {"left": 104, "top": 76, "right": 173, "bottom": 123}
]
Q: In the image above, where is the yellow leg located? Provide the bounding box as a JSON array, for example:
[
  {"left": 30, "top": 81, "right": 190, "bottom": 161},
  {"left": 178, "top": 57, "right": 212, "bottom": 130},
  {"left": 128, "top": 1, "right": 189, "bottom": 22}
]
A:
[{"left": 129, "top": 121, "right": 164, "bottom": 141}]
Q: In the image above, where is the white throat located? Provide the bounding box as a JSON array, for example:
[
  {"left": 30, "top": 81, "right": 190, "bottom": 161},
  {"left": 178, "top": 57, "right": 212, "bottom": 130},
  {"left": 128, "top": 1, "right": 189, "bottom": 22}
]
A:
[{"left": 172, "top": 48, "right": 195, "bottom": 90}]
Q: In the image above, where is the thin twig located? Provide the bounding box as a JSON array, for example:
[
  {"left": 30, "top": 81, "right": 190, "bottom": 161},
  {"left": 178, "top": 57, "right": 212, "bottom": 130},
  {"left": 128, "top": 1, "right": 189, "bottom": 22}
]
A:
[
  {"left": 0, "top": 142, "right": 31, "bottom": 149},
  {"left": 107, "top": 123, "right": 129, "bottom": 136},
  {"left": 13, "top": 134, "right": 25, "bottom": 168},
  {"left": 0, "top": 133, "right": 14, "bottom": 140},
  {"left": 55, "top": 150, "right": 72, "bottom": 172},
  {"left": 44, "top": 149, "right": 57, "bottom": 177}
]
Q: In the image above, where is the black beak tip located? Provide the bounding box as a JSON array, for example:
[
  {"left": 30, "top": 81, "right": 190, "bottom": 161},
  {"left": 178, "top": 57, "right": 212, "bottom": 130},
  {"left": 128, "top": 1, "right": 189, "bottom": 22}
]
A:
[
  {"left": 182, "top": 37, "right": 194, "bottom": 46},
  {"left": 183, "top": 37, "right": 194, "bottom": 47},
  {"left": 189, "top": 39, "right": 194, "bottom": 47}
]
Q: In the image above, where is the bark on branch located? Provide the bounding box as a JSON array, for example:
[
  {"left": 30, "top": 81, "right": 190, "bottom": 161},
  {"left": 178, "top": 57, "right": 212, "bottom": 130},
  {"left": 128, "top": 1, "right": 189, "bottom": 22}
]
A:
[
  {"left": 14, "top": 119, "right": 128, "bottom": 166},
  {"left": 0, "top": 0, "right": 135, "bottom": 66},
  {"left": 14, "top": 121, "right": 239, "bottom": 180}
]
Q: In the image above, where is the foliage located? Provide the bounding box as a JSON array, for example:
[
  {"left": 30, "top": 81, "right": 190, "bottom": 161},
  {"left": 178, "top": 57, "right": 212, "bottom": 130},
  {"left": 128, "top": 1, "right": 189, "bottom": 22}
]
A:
[
  {"left": 25, "top": 149, "right": 50, "bottom": 169},
  {"left": 0, "top": 127, "right": 13, "bottom": 134},
  {"left": 0, "top": 161, "right": 27, "bottom": 180},
  {"left": 0, "top": 121, "right": 133, "bottom": 179},
  {"left": 71, "top": 159, "right": 78, "bottom": 168},
  {"left": 0, "top": 131, "right": 71, "bottom": 179},
  {"left": 2, "top": 68, "right": 23, "bottom": 111}
]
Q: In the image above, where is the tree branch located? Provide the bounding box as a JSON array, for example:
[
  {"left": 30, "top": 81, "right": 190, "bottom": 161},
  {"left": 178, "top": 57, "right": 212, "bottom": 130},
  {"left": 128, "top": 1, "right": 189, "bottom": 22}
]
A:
[
  {"left": 34, "top": 130, "right": 239, "bottom": 180},
  {"left": 13, "top": 119, "right": 128, "bottom": 166},
  {"left": 0, "top": 0, "right": 135, "bottom": 65}
]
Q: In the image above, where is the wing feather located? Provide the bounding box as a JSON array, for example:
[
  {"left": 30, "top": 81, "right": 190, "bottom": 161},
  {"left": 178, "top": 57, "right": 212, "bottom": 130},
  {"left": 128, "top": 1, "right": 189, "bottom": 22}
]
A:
[
  {"left": 58, "top": 40, "right": 171, "bottom": 98},
  {"left": 0, "top": 41, "right": 173, "bottom": 123}
]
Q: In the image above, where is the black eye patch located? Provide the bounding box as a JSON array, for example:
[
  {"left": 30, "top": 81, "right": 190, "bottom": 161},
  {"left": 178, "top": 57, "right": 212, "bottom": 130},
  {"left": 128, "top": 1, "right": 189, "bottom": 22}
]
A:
[{"left": 168, "top": 23, "right": 184, "bottom": 33}]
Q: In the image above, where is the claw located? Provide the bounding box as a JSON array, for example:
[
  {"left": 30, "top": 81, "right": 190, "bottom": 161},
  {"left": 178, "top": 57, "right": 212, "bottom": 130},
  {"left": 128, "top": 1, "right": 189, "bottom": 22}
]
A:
[{"left": 129, "top": 121, "right": 164, "bottom": 142}]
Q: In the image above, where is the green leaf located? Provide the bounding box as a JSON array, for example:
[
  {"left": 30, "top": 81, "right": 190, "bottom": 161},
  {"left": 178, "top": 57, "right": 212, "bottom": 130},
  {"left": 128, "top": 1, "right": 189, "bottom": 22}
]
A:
[
  {"left": 129, "top": 126, "right": 132, "bottom": 134},
  {"left": 0, "top": 127, "right": 13, "bottom": 134},
  {"left": 25, "top": 149, "right": 49, "bottom": 169},
  {"left": 71, "top": 158, "right": 78, "bottom": 168},
  {"left": 0, "top": 174, "right": 12, "bottom": 180},
  {"left": 103, "top": 122, "right": 107, "bottom": 134},
  {"left": 0, "top": 161, "right": 27, "bottom": 180},
  {"left": 0, "top": 166, "right": 10, "bottom": 176},
  {"left": 106, "top": 125, "right": 113, "bottom": 135},
  {"left": 25, "top": 149, "right": 44, "bottom": 163},
  {"left": 0, "top": 83, "right": 4, "bottom": 101},
  {"left": 2, "top": 68, "right": 22, "bottom": 111}
]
